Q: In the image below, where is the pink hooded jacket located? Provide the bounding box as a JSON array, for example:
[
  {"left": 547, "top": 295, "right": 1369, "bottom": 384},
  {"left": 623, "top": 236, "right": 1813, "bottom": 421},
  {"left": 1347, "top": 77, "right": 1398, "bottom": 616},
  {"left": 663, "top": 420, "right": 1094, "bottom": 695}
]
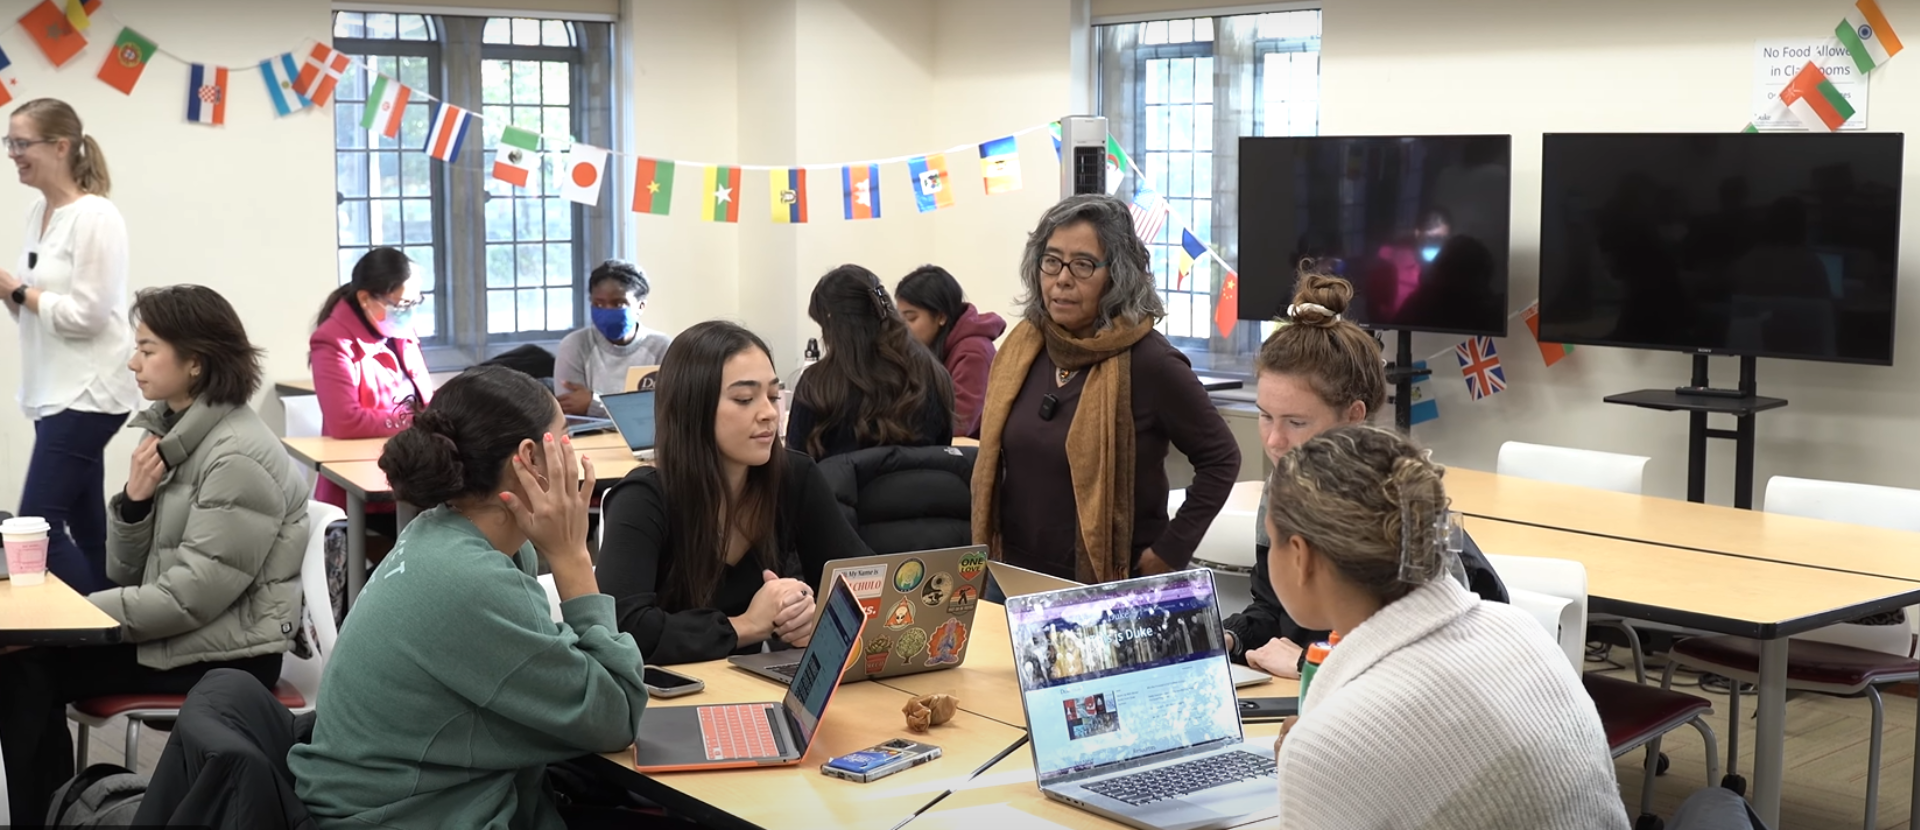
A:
[{"left": 308, "top": 298, "right": 432, "bottom": 510}]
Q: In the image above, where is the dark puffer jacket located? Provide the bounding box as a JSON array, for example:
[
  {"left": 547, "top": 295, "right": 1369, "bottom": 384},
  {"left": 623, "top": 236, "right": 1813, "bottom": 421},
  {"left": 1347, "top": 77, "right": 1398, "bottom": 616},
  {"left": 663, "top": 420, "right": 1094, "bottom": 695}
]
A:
[{"left": 810, "top": 445, "right": 977, "bottom": 585}]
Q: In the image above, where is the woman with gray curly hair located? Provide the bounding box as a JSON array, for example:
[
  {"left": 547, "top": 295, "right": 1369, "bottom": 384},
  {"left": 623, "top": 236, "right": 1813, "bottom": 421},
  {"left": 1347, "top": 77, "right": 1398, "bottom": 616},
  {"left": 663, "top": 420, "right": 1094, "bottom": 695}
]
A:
[{"left": 971, "top": 194, "right": 1240, "bottom": 585}]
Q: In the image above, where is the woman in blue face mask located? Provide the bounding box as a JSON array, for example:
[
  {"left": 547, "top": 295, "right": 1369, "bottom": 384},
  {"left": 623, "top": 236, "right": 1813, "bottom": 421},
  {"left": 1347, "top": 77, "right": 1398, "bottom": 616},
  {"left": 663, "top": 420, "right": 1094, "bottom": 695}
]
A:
[{"left": 554, "top": 259, "right": 672, "bottom": 417}]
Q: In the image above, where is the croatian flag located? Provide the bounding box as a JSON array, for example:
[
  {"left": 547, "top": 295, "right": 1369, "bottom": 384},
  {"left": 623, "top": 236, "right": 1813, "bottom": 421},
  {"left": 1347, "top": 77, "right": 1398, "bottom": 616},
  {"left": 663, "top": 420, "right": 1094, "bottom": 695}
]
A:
[
  {"left": 259, "top": 52, "right": 309, "bottom": 116},
  {"left": 423, "top": 102, "right": 471, "bottom": 163},
  {"left": 1455, "top": 336, "right": 1506, "bottom": 400},
  {"left": 186, "top": 64, "right": 228, "bottom": 126}
]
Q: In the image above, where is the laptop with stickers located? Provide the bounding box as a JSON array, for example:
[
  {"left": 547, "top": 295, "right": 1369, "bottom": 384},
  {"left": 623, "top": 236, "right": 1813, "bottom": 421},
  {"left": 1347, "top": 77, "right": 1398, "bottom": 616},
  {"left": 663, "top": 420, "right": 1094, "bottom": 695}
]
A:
[{"left": 730, "top": 545, "right": 987, "bottom": 685}]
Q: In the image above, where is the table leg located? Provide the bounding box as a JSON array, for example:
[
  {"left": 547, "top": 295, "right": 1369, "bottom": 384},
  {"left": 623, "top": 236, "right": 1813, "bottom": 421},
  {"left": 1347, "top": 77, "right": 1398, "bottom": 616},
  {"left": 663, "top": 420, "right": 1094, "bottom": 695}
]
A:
[
  {"left": 1751, "top": 637, "right": 1788, "bottom": 827},
  {"left": 346, "top": 492, "right": 368, "bottom": 609}
]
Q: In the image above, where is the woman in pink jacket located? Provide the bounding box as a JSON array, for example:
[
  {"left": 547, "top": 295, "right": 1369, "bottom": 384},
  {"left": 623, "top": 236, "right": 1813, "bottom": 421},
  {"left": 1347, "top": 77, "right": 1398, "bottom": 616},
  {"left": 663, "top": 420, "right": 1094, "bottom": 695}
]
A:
[
  {"left": 308, "top": 247, "right": 432, "bottom": 530},
  {"left": 895, "top": 265, "right": 1005, "bottom": 439}
]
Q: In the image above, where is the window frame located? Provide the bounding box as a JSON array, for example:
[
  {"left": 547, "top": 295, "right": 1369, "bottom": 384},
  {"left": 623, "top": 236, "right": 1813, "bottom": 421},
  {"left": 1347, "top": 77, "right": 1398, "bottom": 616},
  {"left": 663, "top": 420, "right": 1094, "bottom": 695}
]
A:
[{"left": 1129, "top": 38, "right": 1215, "bottom": 353}]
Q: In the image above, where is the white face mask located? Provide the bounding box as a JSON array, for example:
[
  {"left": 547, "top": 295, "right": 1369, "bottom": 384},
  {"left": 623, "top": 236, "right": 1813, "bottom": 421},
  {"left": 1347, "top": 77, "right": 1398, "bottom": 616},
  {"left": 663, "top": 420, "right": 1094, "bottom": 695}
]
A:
[{"left": 374, "top": 300, "right": 418, "bottom": 339}]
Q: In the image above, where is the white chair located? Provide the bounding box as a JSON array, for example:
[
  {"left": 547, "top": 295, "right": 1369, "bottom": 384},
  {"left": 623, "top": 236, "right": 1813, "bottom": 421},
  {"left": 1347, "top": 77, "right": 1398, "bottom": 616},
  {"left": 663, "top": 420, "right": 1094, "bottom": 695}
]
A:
[
  {"left": 283, "top": 393, "right": 324, "bottom": 490},
  {"left": 71, "top": 503, "right": 335, "bottom": 771},
  {"left": 1765, "top": 475, "right": 1920, "bottom": 656},
  {"left": 1495, "top": 441, "right": 1651, "bottom": 495},
  {"left": 1488, "top": 552, "right": 1720, "bottom": 829},
  {"left": 1484, "top": 553, "right": 1587, "bottom": 672},
  {"left": 1170, "top": 481, "right": 1263, "bottom": 617}
]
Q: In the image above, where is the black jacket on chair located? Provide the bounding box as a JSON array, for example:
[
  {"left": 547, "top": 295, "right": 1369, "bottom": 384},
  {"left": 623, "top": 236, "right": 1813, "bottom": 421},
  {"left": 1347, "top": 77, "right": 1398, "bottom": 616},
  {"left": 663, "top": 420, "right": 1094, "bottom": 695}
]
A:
[
  {"left": 810, "top": 445, "right": 977, "bottom": 585},
  {"left": 133, "top": 669, "right": 316, "bottom": 830}
]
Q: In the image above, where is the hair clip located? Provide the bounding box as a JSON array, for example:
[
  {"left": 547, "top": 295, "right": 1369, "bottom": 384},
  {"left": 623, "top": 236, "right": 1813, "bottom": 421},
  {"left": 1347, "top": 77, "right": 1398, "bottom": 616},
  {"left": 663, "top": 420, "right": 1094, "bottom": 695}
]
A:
[
  {"left": 1287, "top": 302, "right": 1339, "bottom": 321},
  {"left": 870, "top": 285, "right": 891, "bottom": 318}
]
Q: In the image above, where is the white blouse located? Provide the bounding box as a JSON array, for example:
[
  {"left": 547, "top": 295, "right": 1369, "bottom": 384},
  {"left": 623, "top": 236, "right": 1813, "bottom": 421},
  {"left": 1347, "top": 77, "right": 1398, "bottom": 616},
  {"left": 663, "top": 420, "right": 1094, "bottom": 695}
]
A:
[{"left": 9, "top": 194, "right": 139, "bottom": 419}]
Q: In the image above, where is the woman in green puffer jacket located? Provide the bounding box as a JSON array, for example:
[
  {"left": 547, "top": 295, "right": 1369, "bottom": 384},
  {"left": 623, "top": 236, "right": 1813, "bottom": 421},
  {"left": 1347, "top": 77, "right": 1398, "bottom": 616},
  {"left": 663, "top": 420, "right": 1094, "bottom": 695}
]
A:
[{"left": 0, "top": 284, "right": 309, "bottom": 826}]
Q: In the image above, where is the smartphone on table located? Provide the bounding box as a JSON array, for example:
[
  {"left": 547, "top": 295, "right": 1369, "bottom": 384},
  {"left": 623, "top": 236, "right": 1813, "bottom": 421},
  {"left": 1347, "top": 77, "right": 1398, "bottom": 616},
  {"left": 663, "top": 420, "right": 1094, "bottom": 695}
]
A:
[
  {"left": 820, "top": 738, "right": 942, "bottom": 783},
  {"left": 642, "top": 666, "right": 705, "bottom": 698}
]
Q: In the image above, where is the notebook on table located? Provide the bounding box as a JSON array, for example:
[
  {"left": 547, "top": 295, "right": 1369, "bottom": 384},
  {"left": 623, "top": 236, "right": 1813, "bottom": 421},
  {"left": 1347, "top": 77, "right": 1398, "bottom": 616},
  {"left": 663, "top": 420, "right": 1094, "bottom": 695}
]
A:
[
  {"left": 600, "top": 390, "right": 657, "bottom": 461},
  {"left": 632, "top": 574, "right": 866, "bottom": 772},
  {"left": 1005, "top": 569, "right": 1278, "bottom": 830},
  {"left": 730, "top": 545, "right": 988, "bottom": 684}
]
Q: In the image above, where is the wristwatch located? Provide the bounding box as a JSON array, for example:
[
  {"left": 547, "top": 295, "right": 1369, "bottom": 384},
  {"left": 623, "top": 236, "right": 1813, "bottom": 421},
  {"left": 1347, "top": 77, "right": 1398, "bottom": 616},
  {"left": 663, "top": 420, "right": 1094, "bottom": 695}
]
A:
[{"left": 8, "top": 285, "right": 24, "bottom": 306}]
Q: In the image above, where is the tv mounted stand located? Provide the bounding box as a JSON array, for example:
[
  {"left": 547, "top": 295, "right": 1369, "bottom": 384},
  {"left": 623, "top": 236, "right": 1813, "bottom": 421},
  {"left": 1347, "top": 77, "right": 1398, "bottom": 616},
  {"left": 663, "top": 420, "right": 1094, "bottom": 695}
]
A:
[
  {"left": 1603, "top": 354, "right": 1787, "bottom": 509},
  {"left": 1383, "top": 330, "right": 1431, "bottom": 433}
]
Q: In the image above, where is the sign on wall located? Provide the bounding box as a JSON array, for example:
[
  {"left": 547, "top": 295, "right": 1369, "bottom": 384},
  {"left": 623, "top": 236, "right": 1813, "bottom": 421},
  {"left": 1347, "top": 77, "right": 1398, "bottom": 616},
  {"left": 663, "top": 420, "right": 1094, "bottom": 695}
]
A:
[{"left": 1752, "top": 39, "right": 1869, "bottom": 130}]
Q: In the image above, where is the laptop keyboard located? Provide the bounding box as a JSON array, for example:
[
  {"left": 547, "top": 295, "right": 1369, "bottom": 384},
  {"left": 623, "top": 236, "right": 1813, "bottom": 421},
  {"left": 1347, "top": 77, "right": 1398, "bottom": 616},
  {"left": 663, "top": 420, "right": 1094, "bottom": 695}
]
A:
[
  {"left": 697, "top": 703, "right": 782, "bottom": 761},
  {"left": 1084, "top": 751, "right": 1277, "bottom": 806},
  {"left": 764, "top": 662, "right": 799, "bottom": 680}
]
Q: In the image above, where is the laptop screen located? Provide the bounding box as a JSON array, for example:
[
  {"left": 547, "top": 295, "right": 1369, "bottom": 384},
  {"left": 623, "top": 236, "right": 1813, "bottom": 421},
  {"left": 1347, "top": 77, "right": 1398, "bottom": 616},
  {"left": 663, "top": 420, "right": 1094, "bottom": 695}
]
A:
[
  {"left": 782, "top": 574, "right": 867, "bottom": 748},
  {"left": 600, "top": 390, "right": 656, "bottom": 453},
  {"left": 1006, "top": 570, "right": 1241, "bottom": 781}
]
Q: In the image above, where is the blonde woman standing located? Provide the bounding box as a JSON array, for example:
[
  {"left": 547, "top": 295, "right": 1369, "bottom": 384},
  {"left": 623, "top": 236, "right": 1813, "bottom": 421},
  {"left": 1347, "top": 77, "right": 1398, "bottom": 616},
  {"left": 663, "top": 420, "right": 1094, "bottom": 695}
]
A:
[{"left": 0, "top": 98, "right": 136, "bottom": 594}]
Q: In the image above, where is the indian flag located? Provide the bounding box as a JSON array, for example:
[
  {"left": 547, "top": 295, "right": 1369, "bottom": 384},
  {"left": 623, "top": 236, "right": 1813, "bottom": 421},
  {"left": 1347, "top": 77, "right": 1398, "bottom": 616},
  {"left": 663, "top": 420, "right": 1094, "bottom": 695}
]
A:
[
  {"left": 1837, "top": 0, "right": 1903, "bottom": 74},
  {"left": 1781, "top": 61, "right": 1855, "bottom": 132}
]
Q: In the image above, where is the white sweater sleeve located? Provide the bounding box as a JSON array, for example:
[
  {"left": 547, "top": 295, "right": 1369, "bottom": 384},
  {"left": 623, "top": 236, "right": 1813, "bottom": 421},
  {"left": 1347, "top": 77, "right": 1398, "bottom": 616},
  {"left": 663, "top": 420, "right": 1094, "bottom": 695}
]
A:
[{"left": 37, "top": 202, "right": 129, "bottom": 339}]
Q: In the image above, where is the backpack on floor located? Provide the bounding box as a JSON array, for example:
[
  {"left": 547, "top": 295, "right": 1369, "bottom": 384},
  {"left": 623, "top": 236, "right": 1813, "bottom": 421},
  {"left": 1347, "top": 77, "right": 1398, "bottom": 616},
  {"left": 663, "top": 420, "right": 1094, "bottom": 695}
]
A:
[{"left": 45, "top": 763, "right": 147, "bottom": 828}]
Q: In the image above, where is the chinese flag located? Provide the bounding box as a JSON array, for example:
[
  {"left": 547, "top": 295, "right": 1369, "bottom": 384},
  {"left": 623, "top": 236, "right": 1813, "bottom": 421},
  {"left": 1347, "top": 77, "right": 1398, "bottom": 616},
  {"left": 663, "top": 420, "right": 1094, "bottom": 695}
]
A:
[
  {"left": 21, "top": 0, "right": 99, "bottom": 68},
  {"left": 1213, "top": 269, "right": 1240, "bottom": 338}
]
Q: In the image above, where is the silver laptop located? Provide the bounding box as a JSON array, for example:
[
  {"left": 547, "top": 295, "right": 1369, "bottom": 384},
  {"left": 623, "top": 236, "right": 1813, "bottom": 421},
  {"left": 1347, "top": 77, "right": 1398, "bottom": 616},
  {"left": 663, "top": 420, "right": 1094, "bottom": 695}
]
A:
[
  {"left": 990, "top": 562, "right": 1272, "bottom": 689},
  {"left": 730, "top": 545, "right": 986, "bottom": 685},
  {"left": 1006, "top": 570, "right": 1278, "bottom": 830},
  {"left": 600, "top": 390, "right": 656, "bottom": 461}
]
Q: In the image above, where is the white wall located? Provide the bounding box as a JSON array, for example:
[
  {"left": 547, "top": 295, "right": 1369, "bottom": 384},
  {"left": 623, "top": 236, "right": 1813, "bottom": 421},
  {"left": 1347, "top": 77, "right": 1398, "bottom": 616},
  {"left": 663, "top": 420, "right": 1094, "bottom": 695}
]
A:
[
  {"left": 0, "top": 0, "right": 335, "bottom": 512},
  {"left": 1316, "top": 0, "right": 1920, "bottom": 503}
]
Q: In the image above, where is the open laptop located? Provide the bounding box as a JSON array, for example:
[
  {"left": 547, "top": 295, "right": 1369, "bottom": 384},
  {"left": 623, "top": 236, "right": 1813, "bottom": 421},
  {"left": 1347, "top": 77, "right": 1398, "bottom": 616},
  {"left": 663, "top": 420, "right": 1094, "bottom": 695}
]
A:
[
  {"left": 1006, "top": 570, "right": 1278, "bottom": 830},
  {"left": 990, "top": 562, "right": 1272, "bottom": 690},
  {"left": 624, "top": 364, "right": 661, "bottom": 392},
  {"left": 731, "top": 545, "right": 986, "bottom": 684},
  {"left": 600, "top": 390, "right": 657, "bottom": 461},
  {"left": 633, "top": 574, "right": 866, "bottom": 772}
]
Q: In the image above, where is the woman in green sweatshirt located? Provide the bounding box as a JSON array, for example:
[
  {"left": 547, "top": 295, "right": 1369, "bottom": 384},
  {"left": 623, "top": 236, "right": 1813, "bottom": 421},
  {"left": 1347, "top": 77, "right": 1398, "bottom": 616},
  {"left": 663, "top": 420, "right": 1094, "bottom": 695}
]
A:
[{"left": 288, "top": 365, "right": 652, "bottom": 830}]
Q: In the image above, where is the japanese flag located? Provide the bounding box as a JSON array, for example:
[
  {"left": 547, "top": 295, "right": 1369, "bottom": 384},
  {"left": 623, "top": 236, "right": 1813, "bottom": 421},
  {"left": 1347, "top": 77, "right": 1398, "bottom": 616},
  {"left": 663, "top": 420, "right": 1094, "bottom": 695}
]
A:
[{"left": 560, "top": 144, "right": 609, "bottom": 206}]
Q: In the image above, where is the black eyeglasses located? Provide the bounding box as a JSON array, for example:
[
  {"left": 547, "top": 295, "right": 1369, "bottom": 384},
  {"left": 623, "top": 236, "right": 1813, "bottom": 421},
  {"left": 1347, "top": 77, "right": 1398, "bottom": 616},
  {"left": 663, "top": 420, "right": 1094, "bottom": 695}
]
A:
[{"left": 1039, "top": 254, "right": 1108, "bottom": 281}]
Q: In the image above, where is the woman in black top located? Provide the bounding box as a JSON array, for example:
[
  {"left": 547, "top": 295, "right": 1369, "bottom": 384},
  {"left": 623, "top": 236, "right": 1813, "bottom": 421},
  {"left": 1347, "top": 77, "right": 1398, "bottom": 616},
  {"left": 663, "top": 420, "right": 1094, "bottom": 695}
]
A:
[
  {"left": 787, "top": 264, "right": 953, "bottom": 459},
  {"left": 597, "top": 321, "right": 873, "bottom": 665}
]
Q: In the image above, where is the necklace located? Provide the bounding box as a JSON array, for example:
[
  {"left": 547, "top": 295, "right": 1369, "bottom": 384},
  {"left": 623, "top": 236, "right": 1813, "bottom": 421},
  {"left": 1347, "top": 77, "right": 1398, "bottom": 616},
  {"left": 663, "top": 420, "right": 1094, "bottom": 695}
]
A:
[{"left": 1055, "top": 367, "right": 1079, "bottom": 387}]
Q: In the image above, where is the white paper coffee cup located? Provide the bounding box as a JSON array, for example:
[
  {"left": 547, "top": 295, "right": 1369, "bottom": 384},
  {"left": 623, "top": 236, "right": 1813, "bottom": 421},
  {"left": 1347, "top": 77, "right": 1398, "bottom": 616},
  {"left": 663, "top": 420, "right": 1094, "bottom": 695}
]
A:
[{"left": 2, "top": 516, "right": 52, "bottom": 586}]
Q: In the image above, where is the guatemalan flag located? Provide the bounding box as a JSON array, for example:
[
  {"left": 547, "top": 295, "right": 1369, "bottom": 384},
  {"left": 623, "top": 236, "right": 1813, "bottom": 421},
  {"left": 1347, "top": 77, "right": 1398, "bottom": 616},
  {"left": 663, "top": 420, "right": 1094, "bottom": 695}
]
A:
[
  {"left": 1455, "top": 336, "right": 1506, "bottom": 400},
  {"left": 423, "top": 102, "right": 472, "bottom": 163},
  {"left": 259, "top": 52, "right": 309, "bottom": 116},
  {"left": 186, "top": 64, "right": 228, "bottom": 127}
]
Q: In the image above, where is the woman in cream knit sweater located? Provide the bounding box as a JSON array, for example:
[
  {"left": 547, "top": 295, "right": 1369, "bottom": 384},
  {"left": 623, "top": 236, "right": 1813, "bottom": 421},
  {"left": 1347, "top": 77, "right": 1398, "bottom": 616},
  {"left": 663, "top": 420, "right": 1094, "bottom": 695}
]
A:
[{"left": 1265, "top": 425, "right": 1630, "bottom": 829}]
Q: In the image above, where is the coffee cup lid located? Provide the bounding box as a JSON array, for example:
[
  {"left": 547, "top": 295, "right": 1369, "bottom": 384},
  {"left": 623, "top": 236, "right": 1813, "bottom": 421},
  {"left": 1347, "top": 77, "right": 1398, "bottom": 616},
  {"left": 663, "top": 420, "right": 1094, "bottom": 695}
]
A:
[{"left": 1, "top": 516, "right": 50, "bottom": 535}]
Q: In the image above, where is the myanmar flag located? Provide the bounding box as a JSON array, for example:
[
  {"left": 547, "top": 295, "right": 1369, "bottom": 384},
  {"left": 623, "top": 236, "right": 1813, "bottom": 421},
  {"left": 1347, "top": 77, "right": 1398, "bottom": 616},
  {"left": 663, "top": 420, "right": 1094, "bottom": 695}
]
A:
[
  {"left": 1781, "top": 61, "right": 1855, "bottom": 132},
  {"left": 1522, "top": 302, "right": 1573, "bottom": 367},
  {"left": 97, "top": 27, "right": 156, "bottom": 95},
  {"left": 703, "top": 165, "right": 742, "bottom": 223},
  {"left": 1837, "top": 0, "right": 1903, "bottom": 74},
  {"left": 769, "top": 168, "right": 808, "bottom": 224},
  {"left": 632, "top": 157, "right": 675, "bottom": 216}
]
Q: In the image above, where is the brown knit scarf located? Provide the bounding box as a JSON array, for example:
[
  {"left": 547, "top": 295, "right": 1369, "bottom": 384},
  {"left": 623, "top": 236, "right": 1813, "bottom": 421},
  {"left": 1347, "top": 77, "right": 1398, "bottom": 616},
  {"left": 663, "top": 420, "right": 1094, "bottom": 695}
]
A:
[{"left": 971, "top": 316, "right": 1156, "bottom": 583}]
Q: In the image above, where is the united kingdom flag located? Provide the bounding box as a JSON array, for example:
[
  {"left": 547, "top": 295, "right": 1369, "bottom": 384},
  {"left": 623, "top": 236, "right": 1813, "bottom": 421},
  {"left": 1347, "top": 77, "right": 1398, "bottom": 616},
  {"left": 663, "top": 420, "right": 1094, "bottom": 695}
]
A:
[{"left": 1455, "top": 336, "right": 1506, "bottom": 400}]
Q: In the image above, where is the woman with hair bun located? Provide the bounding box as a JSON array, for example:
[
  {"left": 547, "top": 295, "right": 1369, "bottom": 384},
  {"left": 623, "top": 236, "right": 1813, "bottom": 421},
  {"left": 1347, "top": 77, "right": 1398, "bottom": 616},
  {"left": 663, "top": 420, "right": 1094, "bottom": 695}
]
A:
[
  {"left": 291, "top": 365, "right": 659, "bottom": 830},
  {"left": 0, "top": 98, "right": 137, "bottom": 594},
  {"left": 1265, "top": 424, "right": 1627, "bottom": 828},
  {"left": 1224, "top": 269, "right": 1506, "bottom": 679}
]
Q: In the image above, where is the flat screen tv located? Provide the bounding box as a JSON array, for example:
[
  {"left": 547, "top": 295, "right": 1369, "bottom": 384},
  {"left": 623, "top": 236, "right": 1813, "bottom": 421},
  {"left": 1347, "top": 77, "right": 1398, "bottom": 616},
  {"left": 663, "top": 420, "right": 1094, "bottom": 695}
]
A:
[
  {"left": 1238, "top": 135, "right": 1513, "bottom": 337},
  {"left": 1538, "top": 132, "right": 1903, "bottom": 365}
]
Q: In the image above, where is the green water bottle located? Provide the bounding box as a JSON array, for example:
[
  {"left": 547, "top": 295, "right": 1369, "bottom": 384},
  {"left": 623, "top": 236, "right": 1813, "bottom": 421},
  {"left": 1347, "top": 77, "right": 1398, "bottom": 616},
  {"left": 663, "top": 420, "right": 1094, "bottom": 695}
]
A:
[{"left": 1296, "top": 631, "right": 1341, "bottom": 704}]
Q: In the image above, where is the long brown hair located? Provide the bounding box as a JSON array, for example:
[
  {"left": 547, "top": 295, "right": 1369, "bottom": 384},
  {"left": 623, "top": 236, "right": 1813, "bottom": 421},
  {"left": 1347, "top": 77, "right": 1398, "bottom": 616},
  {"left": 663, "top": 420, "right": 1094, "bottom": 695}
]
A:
[
  {"left": 1256, "top": 267, "right": 1386, "bottom": 418},
  {"left": 654, "top": 321, "right": 786, "bottom": 609},
  {"left": 1265, "top": 424, "right": 1448, "bottom": 602},
  {"left": 13, "top": 99, "right": 109, "bottom": 197},
  {"left": 795, "top": 264, "right": 953, "bottom": 457}
]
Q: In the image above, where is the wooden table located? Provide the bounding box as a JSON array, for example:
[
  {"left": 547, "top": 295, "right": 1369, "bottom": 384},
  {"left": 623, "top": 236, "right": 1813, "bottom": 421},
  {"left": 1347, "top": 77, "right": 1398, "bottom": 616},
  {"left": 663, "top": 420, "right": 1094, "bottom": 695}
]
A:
[
  {"left": 1469, "top": 517, "right": 1920, "bottom": 827},
  {"left": 1446, "top": 467, "right": 1920, "bottom": 583},
  {"left": 0, "top": 573, "right": 121, "bottom": 646},
  {"left": 320, "top": 450, "right": 645, "bottom": 607},
  {"left": 275, "top": 377, "right": 316, "bottom": 397},
  {"left": 281, "top": 436, "right": 389, "bottom": 469},
  {"left": 589, "top": 654, "right": 1029, "bottom": 830}
]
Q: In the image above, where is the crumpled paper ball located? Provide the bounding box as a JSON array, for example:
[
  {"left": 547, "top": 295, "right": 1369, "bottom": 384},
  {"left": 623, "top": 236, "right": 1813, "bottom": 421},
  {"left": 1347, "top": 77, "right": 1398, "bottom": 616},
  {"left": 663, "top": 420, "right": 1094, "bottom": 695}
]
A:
[{"left": 902, "top": 693, "right": 958, "bottom": 732}]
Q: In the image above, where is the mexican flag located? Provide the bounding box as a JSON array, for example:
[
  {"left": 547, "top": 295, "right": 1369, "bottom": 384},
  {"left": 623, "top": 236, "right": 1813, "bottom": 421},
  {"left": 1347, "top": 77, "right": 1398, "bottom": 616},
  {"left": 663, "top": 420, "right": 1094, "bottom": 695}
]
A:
[
  {"left": 1781, "top": 62, "right": 1855, "bottom": 132},
  {"left": 1837, "top": 0, "right": 1904, "bottom": 74},
  {"left": 492, "top": 126, "right": 540, "bottom": 188}
]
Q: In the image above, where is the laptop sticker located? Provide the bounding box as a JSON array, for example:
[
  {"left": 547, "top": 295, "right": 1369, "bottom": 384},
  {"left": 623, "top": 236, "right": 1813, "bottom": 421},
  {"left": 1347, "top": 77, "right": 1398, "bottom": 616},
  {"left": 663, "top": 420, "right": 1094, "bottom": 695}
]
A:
[
  {"left": 832, "top": 562, "right": 889, "bottom": 621},
  {"left": 921, "top": 572, "right": 955, "bottom": 606},
  {"left": 864, "top": 636, "right": 894, "bottom": 675},
  {"left": 958, "top": 551, "right": 987, "bottom": 581},
  {"left": 893, "top": 559, "right": 926, "bottom": 593},
  {"left": 885, "top": 599, "right": 916, "bottom": 630},
  {"left": 893, "top": 626, "right": 929, "bottom": 660},
  {"left": 947, "top": 584, "right": 977, "bottom": 617},
  {"left": 925, "top": 618, "right": 969, "bottom": 667}
]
